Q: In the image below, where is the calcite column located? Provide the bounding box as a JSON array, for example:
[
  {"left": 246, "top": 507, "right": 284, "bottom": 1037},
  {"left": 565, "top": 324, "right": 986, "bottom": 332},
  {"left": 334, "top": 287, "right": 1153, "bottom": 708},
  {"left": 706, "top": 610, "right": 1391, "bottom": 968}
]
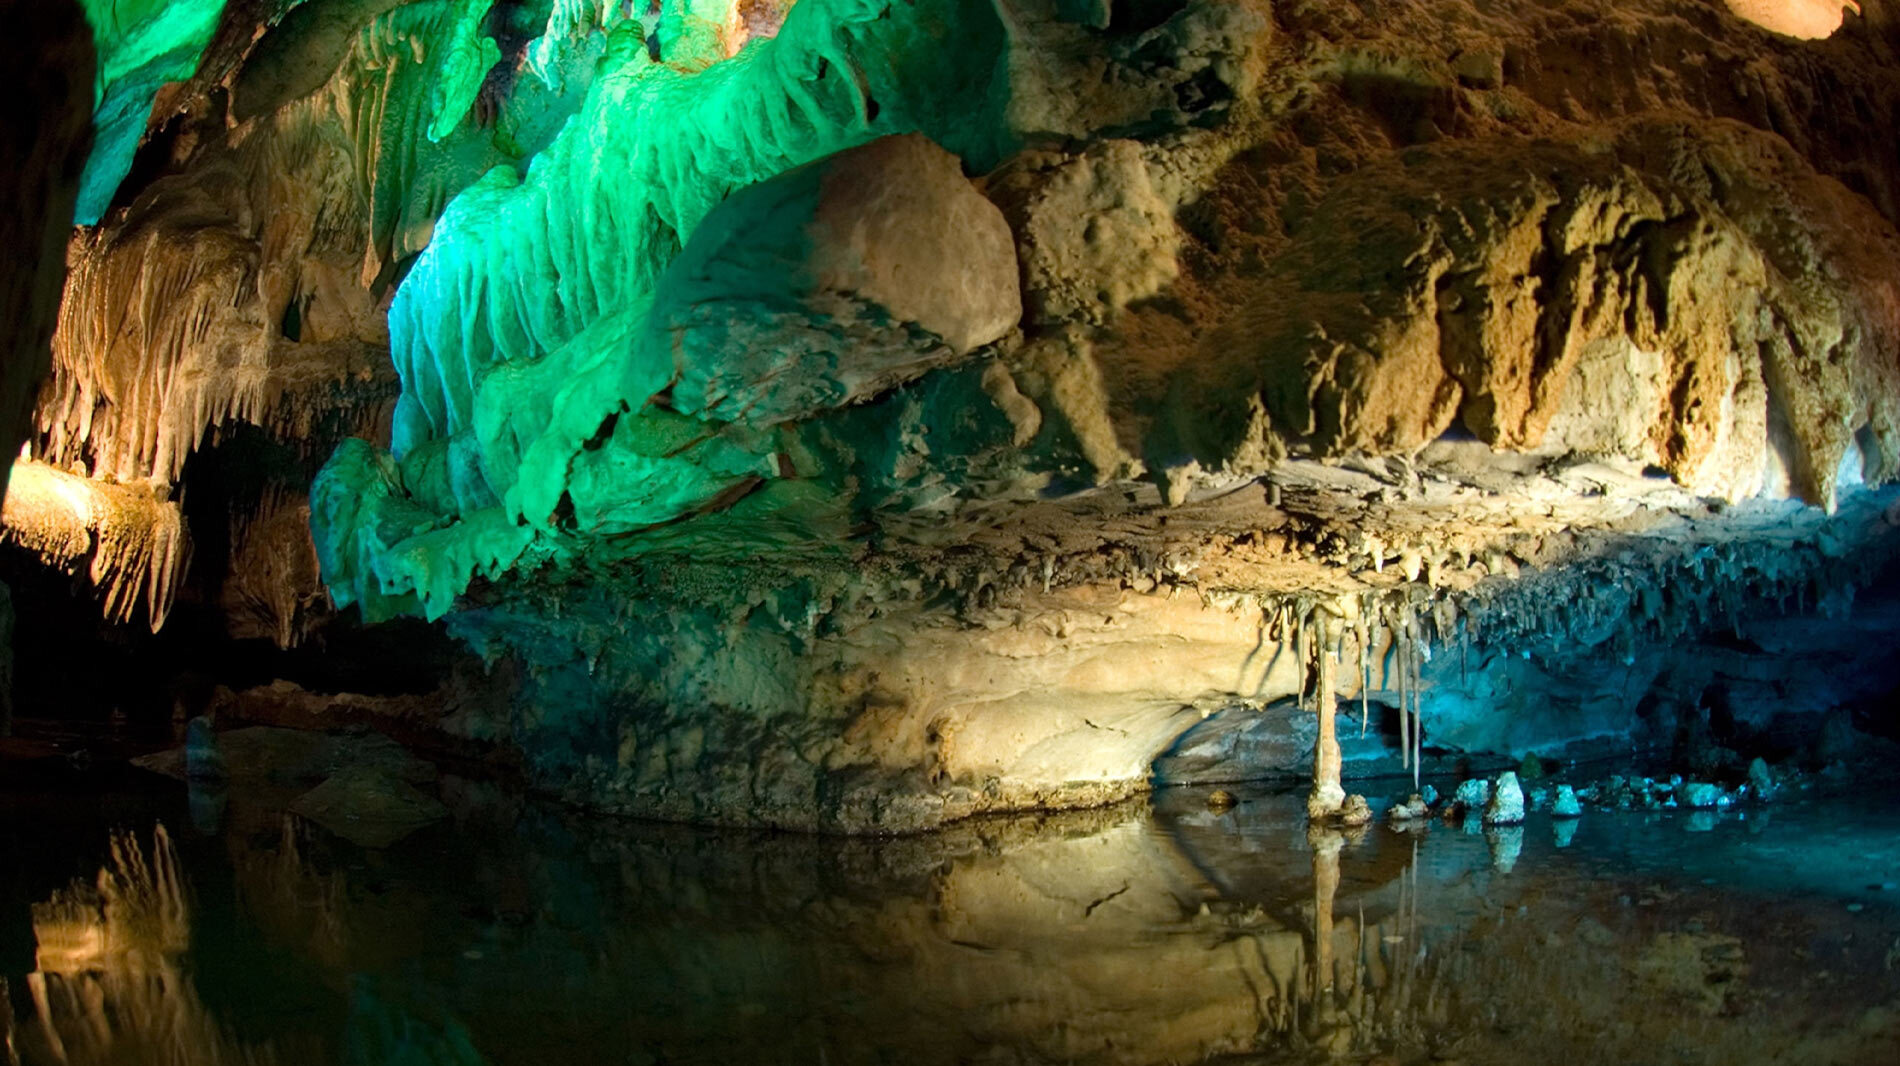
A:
[{"left": 1307, "top": 612, "right": 1345, "bottom": 819}]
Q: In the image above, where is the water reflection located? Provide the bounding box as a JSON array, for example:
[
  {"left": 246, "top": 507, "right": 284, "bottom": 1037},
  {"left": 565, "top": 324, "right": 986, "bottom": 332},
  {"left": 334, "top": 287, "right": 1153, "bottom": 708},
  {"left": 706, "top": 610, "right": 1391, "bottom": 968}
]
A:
[
  {"left": 3, "top": 782, "right": 1899, "bottom": 1065},
  {"left": 12, "top": 825, "right": 298, "bottom": 1065}
]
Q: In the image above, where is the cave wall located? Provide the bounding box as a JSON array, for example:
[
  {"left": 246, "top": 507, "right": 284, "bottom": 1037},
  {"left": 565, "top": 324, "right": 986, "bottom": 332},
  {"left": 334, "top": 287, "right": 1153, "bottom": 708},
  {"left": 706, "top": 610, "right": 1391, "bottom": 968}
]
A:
[
  {"left": 8, "top": 0, "right": 1900, "bottom": 828},
  {"left": 0, "top": 0, "right": 96, "bottom": 737},
  {"left": 0, "top": 2, "right": 95, "bottom": 503}
]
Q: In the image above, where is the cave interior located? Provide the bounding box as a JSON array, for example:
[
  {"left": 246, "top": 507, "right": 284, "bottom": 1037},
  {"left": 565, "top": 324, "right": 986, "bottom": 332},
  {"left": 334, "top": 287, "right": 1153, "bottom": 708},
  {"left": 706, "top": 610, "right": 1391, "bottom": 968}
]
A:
[{"left": 1, "top": 1, "right": 1899, "bottom": 1063}]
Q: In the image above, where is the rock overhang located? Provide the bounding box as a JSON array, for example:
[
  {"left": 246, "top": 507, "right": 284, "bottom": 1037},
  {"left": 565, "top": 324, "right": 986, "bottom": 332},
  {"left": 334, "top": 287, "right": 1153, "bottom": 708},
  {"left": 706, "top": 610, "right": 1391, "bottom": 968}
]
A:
[{"left": 7, "top": 0, "right": 1900, "bottom": 831}]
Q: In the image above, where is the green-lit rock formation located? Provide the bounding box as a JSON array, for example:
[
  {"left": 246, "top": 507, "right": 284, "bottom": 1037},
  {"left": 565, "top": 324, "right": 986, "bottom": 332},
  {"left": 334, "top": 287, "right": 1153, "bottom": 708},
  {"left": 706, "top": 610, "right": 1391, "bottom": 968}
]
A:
[
  {"left": 295, "top": 1, "right": 1900, "bottom": 830},
  {"left": 13, "top": 0, "right": 1900, "bottom": 831},
  {"left": 76, "top": 0, "right": 229, "bottom": 223}
]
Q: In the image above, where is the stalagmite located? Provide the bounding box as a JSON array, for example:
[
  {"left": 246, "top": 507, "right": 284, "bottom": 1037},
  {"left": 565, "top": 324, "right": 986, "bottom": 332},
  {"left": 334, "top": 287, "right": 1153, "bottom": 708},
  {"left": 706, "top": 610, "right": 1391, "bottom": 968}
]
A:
[{"left": 1307, "top": 608, "right": 1345, "bottom": 820}]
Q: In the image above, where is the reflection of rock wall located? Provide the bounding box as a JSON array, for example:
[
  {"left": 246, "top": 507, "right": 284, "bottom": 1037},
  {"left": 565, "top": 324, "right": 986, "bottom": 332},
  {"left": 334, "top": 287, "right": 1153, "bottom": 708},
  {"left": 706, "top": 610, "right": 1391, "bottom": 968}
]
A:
[
  {"left": 16, "top": 824, "right": 308, "bottom": 1066},
  {"left": 205, "top": 792, "right": 1439, "bottom": 1066}
]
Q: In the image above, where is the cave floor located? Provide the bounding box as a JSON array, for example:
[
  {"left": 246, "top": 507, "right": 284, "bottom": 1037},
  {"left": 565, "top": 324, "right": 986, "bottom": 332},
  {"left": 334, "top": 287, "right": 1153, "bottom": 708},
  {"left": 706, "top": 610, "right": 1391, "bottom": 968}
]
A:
[{"left": 2, "top": 768, "right": 1898, "bottom": 1066}]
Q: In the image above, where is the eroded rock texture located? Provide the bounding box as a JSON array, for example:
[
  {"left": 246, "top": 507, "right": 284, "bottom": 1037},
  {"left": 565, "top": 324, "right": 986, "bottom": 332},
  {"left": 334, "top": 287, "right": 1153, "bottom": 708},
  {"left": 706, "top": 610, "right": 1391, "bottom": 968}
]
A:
[
  {"left": 8, "top": 0, "right": 595, "bottom": 635},
  {"left": 13, "top": 0, "right": 1900, "bottom": 829},
  {"left": 0, "top": 0, "right": 95, "bottom": 737},
  {"left": 0, "top": 1, "right": 95, "bottom": 500}
]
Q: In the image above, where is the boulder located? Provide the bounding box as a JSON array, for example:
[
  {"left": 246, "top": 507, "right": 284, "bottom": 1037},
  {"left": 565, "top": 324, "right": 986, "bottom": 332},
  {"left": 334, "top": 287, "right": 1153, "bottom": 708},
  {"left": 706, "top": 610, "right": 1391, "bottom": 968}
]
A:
[
  {"left": 290, "top": 764, "right": 450, "bottom": 849},
  {"left": 1747, "top": 757, "right": 1778, "bottom": 799},
  {"left": 1679, "top": 782, "right": 1724, "bottom": 809},
  {"left": 1387, "top": 793, "right": 1431, "bottom": 824},
  {"left": 1483, "top": 772, "right": 1527, "bottom": 825},
  {"left": 1452, "top": 778, "right": 1492, "bottom": 812},
  {"left": 649, "top": 133, "right": 1022, "bottom": 426}
]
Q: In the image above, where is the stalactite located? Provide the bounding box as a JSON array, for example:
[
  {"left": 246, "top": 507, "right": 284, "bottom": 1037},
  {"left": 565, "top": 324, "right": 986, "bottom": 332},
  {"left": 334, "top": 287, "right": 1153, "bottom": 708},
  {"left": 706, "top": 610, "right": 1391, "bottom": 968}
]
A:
[
  {"left": 1294, "top": 599, "right": 1307, "bottom": 713},
  {"left": 1357, "top": 607, "right": 1370, "bottom": 738},
  {"left": 1, "top": 460, "right": 186, "bottom": 631}
]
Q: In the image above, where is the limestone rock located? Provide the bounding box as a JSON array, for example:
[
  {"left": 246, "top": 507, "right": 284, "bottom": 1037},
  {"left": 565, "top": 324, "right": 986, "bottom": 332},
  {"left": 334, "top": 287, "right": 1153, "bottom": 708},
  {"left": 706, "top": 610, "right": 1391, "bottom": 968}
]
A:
[
  {"left": 1724, "top": 0, "right": 1860, "bottom": 39},
  {"left": 650, "top": 134, "right": 1021, "bottom": 425},
  {"left": 1453, "top": 778, "right": 1492, "bottom": 812},
  {"left": 1748, "top": 757, "right": 1778, "bottom": 799},
  {"left": 1337, "top": 794, "right": 1373, "bottom": 827},
  {"left": 1551, "top": 784, "right": 1584, "bottom": 818},
  {"left": 289, "top": 763, "right": 449, "bottom": 848},
  {"left": 1483, "top": 772, "right": 1526, "bottom": 825},
  {"left": 987, "top": 139, "right": 1180, "bottom": 326},
  {"left": 1679, "top": 782, "right": 1725, "bottom": 809},
  {"left": 1388, "top": 793, "right": 1431, "bottom": 823},
  {"left": 18, "top": 0, "right": 1900, "bottom": 834}
]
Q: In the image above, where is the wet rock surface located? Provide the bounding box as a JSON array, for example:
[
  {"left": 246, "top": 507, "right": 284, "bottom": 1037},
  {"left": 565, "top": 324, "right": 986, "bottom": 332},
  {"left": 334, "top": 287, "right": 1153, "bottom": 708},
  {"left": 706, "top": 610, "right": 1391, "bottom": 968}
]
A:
[
  {"left": 133, "top": 722, "right": 448, "bottom": 848},
  {"left": 6, "top": 0, "right": 1900, "bottom": 831},
  {"left": 288, "top": 762, "right": 449, "bottom": 848}
]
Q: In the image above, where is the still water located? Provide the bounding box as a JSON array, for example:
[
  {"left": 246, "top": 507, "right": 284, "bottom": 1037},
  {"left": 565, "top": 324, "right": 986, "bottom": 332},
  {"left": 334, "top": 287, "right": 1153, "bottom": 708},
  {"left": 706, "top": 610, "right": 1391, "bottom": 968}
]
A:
[{"left": 3, "top": 770, "right": 1898, "bottom": 1066}]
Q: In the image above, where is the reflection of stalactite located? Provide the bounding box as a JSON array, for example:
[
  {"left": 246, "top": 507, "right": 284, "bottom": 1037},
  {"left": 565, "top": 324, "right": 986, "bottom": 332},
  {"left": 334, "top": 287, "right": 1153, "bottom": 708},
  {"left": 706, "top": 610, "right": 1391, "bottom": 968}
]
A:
[
  {"left": 17, "top": 824, "right": 297, "bottom": 1066},
  {"left": 235, "top": 818, "right": 353, "bottom": 969},
  {"left": 3, "top": 975, "right": 18, "bottom": 1066}
]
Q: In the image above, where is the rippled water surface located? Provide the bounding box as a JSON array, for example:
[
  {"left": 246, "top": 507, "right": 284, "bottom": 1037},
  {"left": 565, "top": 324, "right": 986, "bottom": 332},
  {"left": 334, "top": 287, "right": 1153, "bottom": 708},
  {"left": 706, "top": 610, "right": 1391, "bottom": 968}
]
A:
[{"left": 3, "top": 771, "right": 1899, "bottom": 1066}]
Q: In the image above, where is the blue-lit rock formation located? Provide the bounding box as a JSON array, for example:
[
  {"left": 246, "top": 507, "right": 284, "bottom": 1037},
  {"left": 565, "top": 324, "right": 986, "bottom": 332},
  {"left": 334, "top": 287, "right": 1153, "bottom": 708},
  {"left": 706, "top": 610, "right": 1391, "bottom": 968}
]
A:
[{"left": 12, "top": 0, "right": 1900, "bottom": 829}]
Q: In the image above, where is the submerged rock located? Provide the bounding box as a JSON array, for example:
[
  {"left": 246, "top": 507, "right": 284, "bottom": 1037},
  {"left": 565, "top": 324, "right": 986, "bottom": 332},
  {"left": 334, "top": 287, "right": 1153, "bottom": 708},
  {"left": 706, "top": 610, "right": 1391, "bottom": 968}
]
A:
[
  {"left": 1484, "top": 772, "right": 1527, "bottom": 826},
  {"left": 290, "top": 764, "right": 449, "bottom": 849},
  {"left": 1338, "top": 795, "right": 1373, "bottom": 827},
  {"left": 1388, "top": 794, "right": 1432, "bottom": 824}
]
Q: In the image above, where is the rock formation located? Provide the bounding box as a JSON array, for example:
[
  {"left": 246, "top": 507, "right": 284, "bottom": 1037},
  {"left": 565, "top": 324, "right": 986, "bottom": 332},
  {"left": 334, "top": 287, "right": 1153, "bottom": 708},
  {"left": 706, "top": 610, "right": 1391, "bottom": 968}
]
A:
[
  {"left": 6, "top": 0, "right": 1900, "bottom": 830},
  {"left": 0, "top": 0, "right": 95, "bottom": 501}
]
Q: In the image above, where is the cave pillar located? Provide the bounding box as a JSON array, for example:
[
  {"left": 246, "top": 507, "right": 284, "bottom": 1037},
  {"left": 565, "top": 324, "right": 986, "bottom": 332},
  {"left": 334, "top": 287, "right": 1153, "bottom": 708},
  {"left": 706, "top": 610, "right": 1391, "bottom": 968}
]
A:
[{"left": 1307, "top": 611, "right": 1345, "bottom": 819}]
